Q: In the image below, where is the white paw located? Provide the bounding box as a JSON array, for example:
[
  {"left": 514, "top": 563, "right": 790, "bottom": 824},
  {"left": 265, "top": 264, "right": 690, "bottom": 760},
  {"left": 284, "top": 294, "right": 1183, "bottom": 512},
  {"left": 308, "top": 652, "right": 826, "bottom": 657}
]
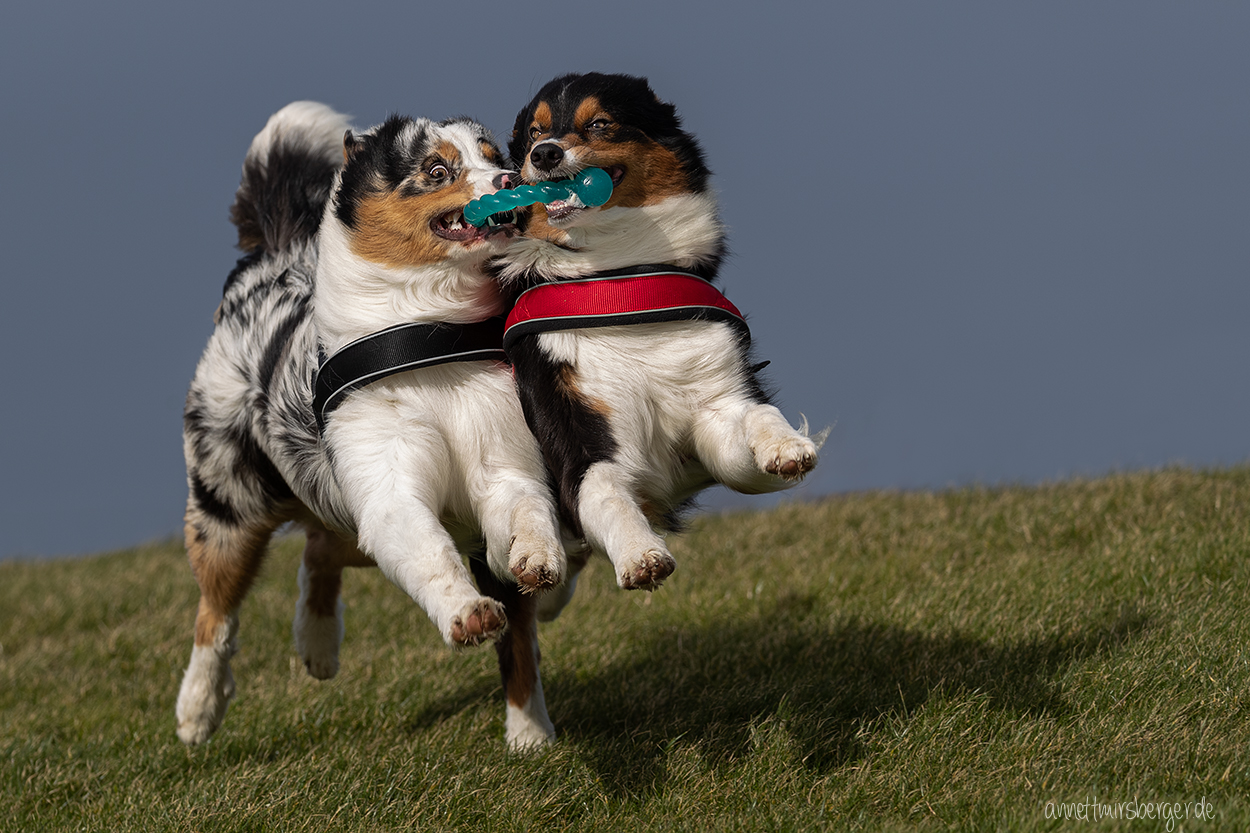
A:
[
  {"left": 505, "top": 699, "right": 556, "bottom": 752},
  {"left": 754, "top": 420, "right": 820, "bottom": 481},
  {"left": 448, "top": 597, "right": 508, "bottom": 647},
  {"left": 506, "top": 722, "right": 556, "bottom": 752},
  {"left": 617, "top": 548, "right": 676, "bottom": 590},
  {"left": 175, "top": 641, "right": 236, "bottom": 745},
  {"left": 508, "top": 533, "right": 565, "bottom": 593}
]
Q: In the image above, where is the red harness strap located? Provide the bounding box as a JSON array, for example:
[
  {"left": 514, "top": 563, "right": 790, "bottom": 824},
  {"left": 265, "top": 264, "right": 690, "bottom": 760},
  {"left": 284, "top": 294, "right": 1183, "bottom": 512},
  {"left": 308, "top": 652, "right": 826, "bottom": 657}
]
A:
[{"left": 502, "top": 268, "right": 748, "bottom": 354}]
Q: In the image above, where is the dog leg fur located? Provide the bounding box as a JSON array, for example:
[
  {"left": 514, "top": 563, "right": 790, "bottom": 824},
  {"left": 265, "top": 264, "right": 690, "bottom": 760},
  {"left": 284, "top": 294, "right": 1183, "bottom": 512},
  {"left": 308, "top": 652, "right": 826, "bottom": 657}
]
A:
[
  {"left": 692, "top": 399, "right": 822, "bottom": 495},
  {"left": 354, "top": 493, "right": 507, "bottom": 646},
  {"left": 176, "top": 612, "right": 238, "bottom": 745},
  {"left": 366, "top": 516, "right": 508, "bottom": 648},
  {"left": 468, "top": 558, "right": 556, "bottom": 750},
  {"left": 176, "top": 515, "right": 277, "bottom": 745},
  {"left": 325, "top": 408, "right": 517, "bottom": 647},
  {"left": 293, "top": 523, "right": 374, "bottom": 680},
  {"left": 476, "top": 483, "right": 564, "bottom": 592},
  {"left": 508, "top": 502, "right": 564, "bottom": 592},
  {"left": 578, "top": 461, "right": 676, "bottom": 590}
]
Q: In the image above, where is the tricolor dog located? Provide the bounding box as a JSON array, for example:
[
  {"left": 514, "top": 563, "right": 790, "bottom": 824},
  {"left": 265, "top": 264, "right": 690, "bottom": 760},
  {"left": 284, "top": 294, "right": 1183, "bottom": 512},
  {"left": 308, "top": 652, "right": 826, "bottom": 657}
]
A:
[
  {"left": 177, "top": 102, "right": 566, "bottom": 750},
  {"left": 495, "top": 73, "right": 824, "bottom": 592}
]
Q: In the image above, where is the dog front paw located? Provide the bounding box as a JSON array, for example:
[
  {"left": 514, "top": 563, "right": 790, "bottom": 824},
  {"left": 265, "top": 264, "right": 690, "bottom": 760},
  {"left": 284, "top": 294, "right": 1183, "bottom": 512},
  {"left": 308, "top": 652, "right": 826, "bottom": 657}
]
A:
[
  {"left": 449, "top": 598, "right": 508, "bottom": 647},
  {"left": 618, "top": 549, "right": 676, "bottom": 591},
  {"left": 508, "top": 537, "right": 564, "bottom": 593}
]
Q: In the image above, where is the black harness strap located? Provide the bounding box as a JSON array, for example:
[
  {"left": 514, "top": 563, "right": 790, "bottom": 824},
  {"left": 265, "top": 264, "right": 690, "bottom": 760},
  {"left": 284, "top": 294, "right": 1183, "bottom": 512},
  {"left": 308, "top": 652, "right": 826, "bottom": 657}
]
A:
[{"left": 313, "top": 317, "right": 506, "bottom": 431}]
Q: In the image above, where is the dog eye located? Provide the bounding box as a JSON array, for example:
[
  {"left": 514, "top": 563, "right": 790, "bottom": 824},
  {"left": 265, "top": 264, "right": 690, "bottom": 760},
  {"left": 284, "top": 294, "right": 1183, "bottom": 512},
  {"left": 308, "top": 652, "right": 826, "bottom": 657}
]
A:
[
  {"left": 428, "top": 164, "right": 449, "bottom": 180},
  {"left": 528, "top": 125, "right": 544, "bottom": 141},
  {"left": 587, "top": 118, "right": 612, "bottom": 132}
]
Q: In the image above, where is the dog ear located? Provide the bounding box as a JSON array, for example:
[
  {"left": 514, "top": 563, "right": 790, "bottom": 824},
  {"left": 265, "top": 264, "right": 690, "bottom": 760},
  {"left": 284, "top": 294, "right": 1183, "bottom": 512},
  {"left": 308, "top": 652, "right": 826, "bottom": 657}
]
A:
[
  {"left": 507, "top": 106, "right": 535, "bottom": 169},
  {"left": 343, "top": 130, "right": 362, "bottom": 164}
]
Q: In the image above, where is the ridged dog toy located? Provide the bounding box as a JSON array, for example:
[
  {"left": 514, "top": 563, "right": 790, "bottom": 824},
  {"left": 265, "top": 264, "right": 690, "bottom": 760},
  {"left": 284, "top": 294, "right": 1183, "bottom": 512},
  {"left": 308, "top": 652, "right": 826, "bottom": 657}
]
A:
[{"left": 463, "top": 167, "right": 614, "bottom": 226}]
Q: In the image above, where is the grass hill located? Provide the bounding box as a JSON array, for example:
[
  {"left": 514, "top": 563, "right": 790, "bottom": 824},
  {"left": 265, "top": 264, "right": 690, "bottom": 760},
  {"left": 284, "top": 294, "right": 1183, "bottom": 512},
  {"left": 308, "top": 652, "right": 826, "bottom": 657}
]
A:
[{"left": 2, "top": 467, "right": 1245, "bottom": 831}]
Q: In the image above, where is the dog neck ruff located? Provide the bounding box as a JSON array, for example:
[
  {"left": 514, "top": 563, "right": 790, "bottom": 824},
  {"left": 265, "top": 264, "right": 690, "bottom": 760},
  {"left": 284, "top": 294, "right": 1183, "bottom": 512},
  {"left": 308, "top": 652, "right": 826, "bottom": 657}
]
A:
[
  {"left": 313, "top": 317, "right": 506, "bottom": 431},
  {"left": 502, "top": 266, "right": 748, "bottom": 354}
]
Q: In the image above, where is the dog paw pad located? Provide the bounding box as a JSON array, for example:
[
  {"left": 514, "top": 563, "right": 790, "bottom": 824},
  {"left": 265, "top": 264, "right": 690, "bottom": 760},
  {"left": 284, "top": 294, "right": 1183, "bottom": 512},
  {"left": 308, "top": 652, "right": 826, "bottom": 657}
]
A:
[
  {"left": 450, "top": 599, "right": 508, "bottom": 647},
  {"left": 761, "top": 438, "right": 818, "bottom": 481},
  {"left": 511, "top": 558, "right": 560, "bottom": 592},
  {"left": 508, "top": 536, "right": 564, "bottom": 593},
  {"left": 766, "top": 450, "right": 816, "bottom": 479},
  {"left": 618, "top": 550, "right": 676, "bottom": 591}
]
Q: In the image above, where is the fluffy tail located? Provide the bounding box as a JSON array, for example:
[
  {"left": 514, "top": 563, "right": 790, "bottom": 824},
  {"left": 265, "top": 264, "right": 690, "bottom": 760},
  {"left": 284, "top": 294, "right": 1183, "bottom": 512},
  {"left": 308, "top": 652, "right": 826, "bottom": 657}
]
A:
[{"left": 230, "top": 101, "right": 351, "bottom": 254}]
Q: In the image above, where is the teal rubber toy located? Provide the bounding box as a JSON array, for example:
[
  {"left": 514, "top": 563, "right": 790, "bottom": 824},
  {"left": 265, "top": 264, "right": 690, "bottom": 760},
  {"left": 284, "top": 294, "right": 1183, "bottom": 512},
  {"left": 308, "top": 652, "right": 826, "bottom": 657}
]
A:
[{"left": 463, "top": 167, "right": 614, "bottom": 226}]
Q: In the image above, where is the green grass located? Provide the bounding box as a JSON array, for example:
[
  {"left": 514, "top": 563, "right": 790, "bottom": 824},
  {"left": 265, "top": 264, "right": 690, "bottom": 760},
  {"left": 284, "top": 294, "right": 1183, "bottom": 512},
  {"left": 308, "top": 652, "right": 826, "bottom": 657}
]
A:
[{"left": 2, "top": 467, "right": 1247, "bottom": 831}]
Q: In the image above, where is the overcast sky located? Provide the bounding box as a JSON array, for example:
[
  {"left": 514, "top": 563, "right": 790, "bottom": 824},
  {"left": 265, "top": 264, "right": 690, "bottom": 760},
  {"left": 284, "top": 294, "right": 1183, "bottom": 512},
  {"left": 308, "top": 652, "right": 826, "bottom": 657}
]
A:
[{"left": 2, "top": 1, "right": 1246, "bottom": 559}]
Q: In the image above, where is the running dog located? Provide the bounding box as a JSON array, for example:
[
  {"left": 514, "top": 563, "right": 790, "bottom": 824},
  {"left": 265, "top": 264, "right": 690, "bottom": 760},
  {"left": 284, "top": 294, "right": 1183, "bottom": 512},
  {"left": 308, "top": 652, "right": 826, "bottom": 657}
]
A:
[
  {"left": 495, "top": 72, "right": 824, "bottom": 592},
  {"left": 177, "top": 101, "right": 565, "bottom": 750}
]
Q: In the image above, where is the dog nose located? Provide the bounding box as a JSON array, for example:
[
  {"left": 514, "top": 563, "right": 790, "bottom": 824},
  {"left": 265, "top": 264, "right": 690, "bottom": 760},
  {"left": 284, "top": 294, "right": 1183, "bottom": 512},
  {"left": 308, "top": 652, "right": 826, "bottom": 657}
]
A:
[
  {"left": 530, "top": 143, "right": 564, "bottom": 172},
  {"left": 492, "top": 172, "right": 514, "bottom": 190}
]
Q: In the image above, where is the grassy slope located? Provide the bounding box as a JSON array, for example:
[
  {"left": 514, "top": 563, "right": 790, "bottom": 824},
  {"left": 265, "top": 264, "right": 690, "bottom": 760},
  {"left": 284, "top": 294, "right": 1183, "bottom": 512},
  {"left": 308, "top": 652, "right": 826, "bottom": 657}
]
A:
[{"left": 1, "top": 467, "right": 1246, "bottom": 831}]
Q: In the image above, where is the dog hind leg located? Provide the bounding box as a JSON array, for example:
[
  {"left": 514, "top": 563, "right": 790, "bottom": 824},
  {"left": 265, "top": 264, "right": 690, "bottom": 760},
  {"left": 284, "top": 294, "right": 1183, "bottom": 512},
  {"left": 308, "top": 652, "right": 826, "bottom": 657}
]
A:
[
  {"left": 293, "top": 522, "right": 374, "bottom": 680},
  {"left": 468, "top": 557, "right": 556, "bottom": 750},
  {"left": 176, "top": 508, "right": 279, "bottom": 745},
  {"left": 692, "top": 399, "right": 822, "bottom": 495}
]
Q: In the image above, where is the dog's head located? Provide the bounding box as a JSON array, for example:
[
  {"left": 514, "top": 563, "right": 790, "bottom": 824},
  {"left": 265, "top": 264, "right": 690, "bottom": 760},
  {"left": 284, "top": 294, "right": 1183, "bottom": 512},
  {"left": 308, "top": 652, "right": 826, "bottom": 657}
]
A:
[
  {"left": 507, "top": 73, "right": 712, "bottom": 231},
  {"left": 332, "top": 116, "right": 517, "bottom": 267}
]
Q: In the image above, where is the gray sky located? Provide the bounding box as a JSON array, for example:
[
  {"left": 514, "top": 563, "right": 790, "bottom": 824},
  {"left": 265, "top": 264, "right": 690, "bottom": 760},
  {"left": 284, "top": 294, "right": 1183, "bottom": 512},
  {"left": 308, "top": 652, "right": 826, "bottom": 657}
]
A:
[{"left": 2, "top": 1, "right": 1246, "bottom": 558}]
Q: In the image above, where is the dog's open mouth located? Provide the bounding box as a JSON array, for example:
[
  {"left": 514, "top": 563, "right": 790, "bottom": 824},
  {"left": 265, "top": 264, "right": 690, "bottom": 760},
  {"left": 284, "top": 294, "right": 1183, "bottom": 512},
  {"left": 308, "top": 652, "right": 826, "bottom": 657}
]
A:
[
  {"left": 432, "top": 208, "right": 517, "bottom": 242},
  {"left": 602, "top": 165, "right": 626, "bottom": 187},
  {"left": 543, "top": 165, "right": 625, "bottom": 222}
]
